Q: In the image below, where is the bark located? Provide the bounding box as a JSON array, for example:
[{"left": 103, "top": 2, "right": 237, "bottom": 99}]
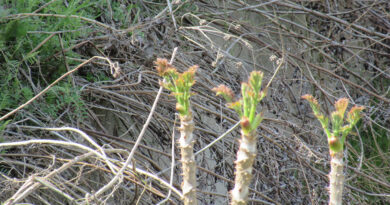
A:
[
  {"left": 329, "top": 151, "right": 344, "bottom": 205},
  {"left": 231, "top": 130, "right": 257, "bottom": 205},
  {"left": 178, "top": 113, "right": 197, "bottom": 205}
]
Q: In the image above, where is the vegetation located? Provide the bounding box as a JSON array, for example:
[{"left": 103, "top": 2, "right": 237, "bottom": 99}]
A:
[
  {"left": 0, "top": 0, "right": 98, "bottom": 121},
  {"left": 214, "top": 71, "right": 266, "bottom": 204},
  {"left": 155, "top": 58, "right": 198, "bottom": 204},
  {"left": 0, "top": 0, "right": 389, "bottom": 204},
  {"left": 302, "top": 95, "right": 364, "bottom": 205}
]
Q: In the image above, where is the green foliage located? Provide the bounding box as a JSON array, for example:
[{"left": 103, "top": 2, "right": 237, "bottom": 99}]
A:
[
  {"left": 350, "top": 121, "right": 389, "bottom": 165},
  {"left": 44, "top": 83, "right": 87, "bottom": 119},
  {"left": 1, "top": 20, "right": 28, "bottom": 42},
  {"left": 0, "top": 120, "right": 10, "bottom": 160},
  {"left": 213, "top": 71, "right": 266, "bottom": 134},
  {"left": 154, "top": 58, "right": 197, "bottom": 116},
  {"left": 0, "top": 0, "right": 133, "bottom": 121},
  {"left": 0, "top": 120, "right": 10, "bottom": 141},
  {"left": 302, "top": 95, "right": 364, "bottom": 155},
  {"left": 0, "top": 61, "right": 23, "bottom": 111},
  {"left": 111, "top": 1, "right": 140, "bottom": 28},
  {"left": 347, "top": 118, "right": 390, "bottom": 203}
]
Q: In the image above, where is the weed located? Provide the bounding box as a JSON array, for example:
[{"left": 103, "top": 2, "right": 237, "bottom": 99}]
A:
[{"left": 0, "top": 0, "right": 125, "bottom": 121}]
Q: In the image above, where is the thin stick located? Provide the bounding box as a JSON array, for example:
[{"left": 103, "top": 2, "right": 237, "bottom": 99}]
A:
[
  {"left": 0, "top": 140, "right": 103, "bottom": 158},
  {"left": 151, "top": 121, "right": 240, "bottom": 178},
  {"left": 167, "top": 0, "right": 178, "bottom": 30},
  {"left": 4, "top": 151, "right": 94, "bottom": 205},
  {"left": 0, "top": 56, "right": 117, "bottom": 121},
  {"left": 42, "top": 127, "right": 117, "bottom": 174},
  {"left": 32, "top": 0, "right": 59, "bottom": 13},
  {"left": 87, "top": 47, "right": 178, "bottom": 201},
  {"left": 195, "top": 121, "right": 240, "bottom": 156},
  {"left": 156, "top": 116, "right": 177, "bottom": 205}
]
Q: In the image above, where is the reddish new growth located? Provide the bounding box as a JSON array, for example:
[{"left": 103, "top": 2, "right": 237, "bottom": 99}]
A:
[
  {"left": 347, "top": 106, "right": 365, "bottom": 123},
  {"left": 334, "top": 98, "right": 348, "bottom": 117},
  {"left": 301, "top": 94, "right": 319, "bottom": 106},
  {"left": 328, "top": 136, "right": 342, "bottom": 156},
  {"left": 240, "top": 116, "right": 250, "bottom": 130},
  {"left": 154, "top": 58, "right": 177, "bottom": 76},
  {"left": 187, "top": 65, "right": 198, "bottom": 76},
  {"left": 154, "top": 58, "right": 169, "bottom": 75},
  {"left": 212, "top": 84, "right": 235, "bottom": 102}
]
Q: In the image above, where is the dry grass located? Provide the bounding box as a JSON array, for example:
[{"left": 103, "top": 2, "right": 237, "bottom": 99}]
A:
[{"left": 1, "top": 0, "right": 389, "bottom": 204}]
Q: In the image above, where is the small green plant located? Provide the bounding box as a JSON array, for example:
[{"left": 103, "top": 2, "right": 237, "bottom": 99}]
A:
[
  {"left": 302, "top": 95, "right": 364, "bottom": 205},
  {"left": 154, "top": 58, "right": 198, "bottom": 205},
  {"left": 0, "top": 120, "right": 10, "bottom": 147},
  {"left": 0, "top": 120, "right": 10, "bottom": 177},
  {"left": 0, "top": 0, "right": 135, "bottom": 121},
  {"left": 213, "top": 71, "right": 266, "bottom": 205}
]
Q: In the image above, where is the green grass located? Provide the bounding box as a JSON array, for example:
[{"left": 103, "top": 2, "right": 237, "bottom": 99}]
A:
[
  {"left": 0, "top": 0, "right": 134, "bottom": 121},
  {"left": 347, "top": 118, "right": 390, "bottom": 203}
]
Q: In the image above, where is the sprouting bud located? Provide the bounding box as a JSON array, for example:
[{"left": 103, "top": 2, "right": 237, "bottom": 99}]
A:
[
  {"left": 155, "top": 58, "right": 198, "bottom": 117},
  {"left": 154, "top": 58, "right": 170, "bottom": 76},
  {"left": 328, "top": 136, "right": 342, "bottom": 155},
  {"left": 334, "top": 98, "right": 348, "bottom": 118},
  {"left": 347, "top": 106, "right": 364, "bottom": 125},
  {"left": 213, "top": 84, "right": 235, "bottom": 103},
  {"left": 227, "top": 101, "right": 242, "bottom": 116},
  {"left": 182, "top": 65, "right": 198, "bottom": 87},
  {"left": 302, "top": 94, "right": 321, "bottom": 115},
  {"left": 241, "top": 82, "right": 250, "bottom": 97},
  {"left": 241, "top": 116, "right": 251, "bottom": 132},
  {"left": 176, "top": 103, "right": 185, "bottom": 115},
  {"left": 249, "top": 71, "right": 264, "bottom": 92},
  {"left": 258, "top": 89, "right": 267, "bottom": 101},
  {"left": 331, "top": 111, "right": 343, "bottom": 132},
  {"left": 302, "top": 94, "right": 318, "bottom": 105}
]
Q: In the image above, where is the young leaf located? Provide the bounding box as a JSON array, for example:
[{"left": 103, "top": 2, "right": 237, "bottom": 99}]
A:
[
  {"left": 334, "top": 98, "right": 348, "bottom": 119},
  {"left": 154, "top": 58, "right": 170, "bottom": 76},
  {"left": 213, "top": 85, "right": 235, "bottom": 103},
  {"left": 251, "top": 113, "right": 264, "bottom": 132},
  {"left": 331, "top": 111, "right": 343, "bottom": 136},
  {"left": 302, "top": 94, "right": 321, "bottom": 115},
  {"left": 347, "top": 106, "right": 364, "bottom": 125},
  {"left": 249, "top": 71, "right": 263, "bottom": 92},
  {"left": 227, "top": 101, "right": 242, "bottom": 116}
]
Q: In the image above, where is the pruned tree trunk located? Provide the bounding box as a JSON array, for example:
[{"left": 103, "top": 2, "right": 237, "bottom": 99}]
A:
[
  {"left": 231, "top": 130, "right": 257, "bottom": 205},
  {"left": 178, "top": 113, "right": 197, "bottom": 205},
  {"left": 329, "top": 152, "right": 344, "bottom": 205}
]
